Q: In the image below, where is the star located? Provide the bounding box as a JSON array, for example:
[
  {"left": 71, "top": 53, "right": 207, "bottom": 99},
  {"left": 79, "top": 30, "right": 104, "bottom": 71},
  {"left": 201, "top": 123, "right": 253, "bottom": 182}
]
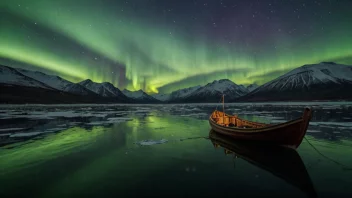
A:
[{"left": 0, "top": 0, "right": 351, "bottom": 94}]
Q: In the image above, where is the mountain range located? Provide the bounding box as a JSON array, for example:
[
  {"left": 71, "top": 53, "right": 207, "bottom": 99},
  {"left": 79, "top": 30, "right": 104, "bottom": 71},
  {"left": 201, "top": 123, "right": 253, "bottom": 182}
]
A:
[
  {"left": 237, "top": 62, "right": 352, "bottom": 102},
  {"left": 1, "top": 62, "right": 351, "bottom": 103}
]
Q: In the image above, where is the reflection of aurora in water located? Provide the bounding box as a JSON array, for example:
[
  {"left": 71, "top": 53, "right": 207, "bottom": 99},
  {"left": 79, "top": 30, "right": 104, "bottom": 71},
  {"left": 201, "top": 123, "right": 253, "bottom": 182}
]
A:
[
  {"left": 1, "top": 0, "right": 352, "bottom": 93},
  {"left": 0, "top": 104, "right": 352, "bottom": 197},
  {"left": 0, "top": 127, "right": 109, "bottom": 174}
]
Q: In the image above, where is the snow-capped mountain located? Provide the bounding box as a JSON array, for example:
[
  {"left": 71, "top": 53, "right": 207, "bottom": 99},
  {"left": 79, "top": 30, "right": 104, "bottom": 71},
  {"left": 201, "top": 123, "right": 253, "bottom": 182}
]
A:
[
  {"left": 169, "top": 79, "right": 248, "bottom": 102},
  {"left": 0, "top": 65, "right": 129, "bottom": 103},
  {"left": 153, "top": 85, "right": 201, "bottom": 102},
  {"left": 122, "top": 89, "right": 159, "bottom": 103},
  {"left": 168, "top": 85, "right": 201, "bottom": 100},
  {"left": 240, "top": 62, "right": 352, "bottom": 101},
  {"left": 17, "top": 69, "right": 93, "bottom": 95},
  {"left": 2, "top": 62, "right": 351, "bottom": 103},
  {"left": 79, "top": 79, "right": 127, "bottom": 99},
  {"left": 247, "top": 84, "right": 259, "bottom": 92},
  {"left": 0, "top": 65, "right": 53, "bottom": 89},
  {"left": 152, "top": 93, "right": 171, "bottom": 101}
]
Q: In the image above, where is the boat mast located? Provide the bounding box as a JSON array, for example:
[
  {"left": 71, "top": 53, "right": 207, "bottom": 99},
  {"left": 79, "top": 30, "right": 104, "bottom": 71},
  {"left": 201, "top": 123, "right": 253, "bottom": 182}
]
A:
[{"left": 222, "top": 94, "right": 225, "bottom": 124}]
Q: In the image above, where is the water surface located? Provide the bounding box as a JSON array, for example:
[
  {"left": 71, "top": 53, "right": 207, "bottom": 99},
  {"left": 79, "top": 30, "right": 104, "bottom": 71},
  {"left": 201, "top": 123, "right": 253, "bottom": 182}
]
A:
[{"left": 0, "top": 103, "right": 352, "bottom": 198}]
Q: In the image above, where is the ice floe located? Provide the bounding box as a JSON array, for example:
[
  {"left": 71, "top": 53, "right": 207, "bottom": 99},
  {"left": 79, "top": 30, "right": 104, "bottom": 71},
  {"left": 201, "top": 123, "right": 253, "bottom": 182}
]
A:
[
  {"left": 135, "top": 139, "right": 168, "bottom": 146},
  {"left": 310, "top": 122, "right": 352, "bottom": 127},
  {"left": 0, "top": 128, "right": 25, "bottom": 132},
  {"left": 107, "top": 117, "right": 133, "bottom": 121},
  {"left": 86, "top": 118, "right": 132, "bottom": 125},
  {"left": 180, "top": 113, "right": 208, "bottom": 117},
  {"left": 0, "top": 111, "right": 109, "bottom": 120},
  {"left": 44, "top": 128, "right": 67, "bottom": 132},
  {"left": 270, "top": 120, "right": 287, "bottom": 124},
  {"left": 307, "top": 130, "right": 321, "bottom": 133},
  {"left": 10, "top": 132, "right": 43, "bottom": 137}
]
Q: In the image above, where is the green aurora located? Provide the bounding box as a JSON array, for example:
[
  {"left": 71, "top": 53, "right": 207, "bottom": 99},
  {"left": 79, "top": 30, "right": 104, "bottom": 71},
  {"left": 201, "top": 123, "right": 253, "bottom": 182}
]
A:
[{"left": 0, "top": 0, "right": 351, "bottom": 93}]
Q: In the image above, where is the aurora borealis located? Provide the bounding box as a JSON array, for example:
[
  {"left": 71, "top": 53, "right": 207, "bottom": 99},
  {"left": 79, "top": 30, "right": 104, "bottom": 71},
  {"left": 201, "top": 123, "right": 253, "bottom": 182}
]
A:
[{"left": 1, "top": 0, "right": 351, "bottom": 93}]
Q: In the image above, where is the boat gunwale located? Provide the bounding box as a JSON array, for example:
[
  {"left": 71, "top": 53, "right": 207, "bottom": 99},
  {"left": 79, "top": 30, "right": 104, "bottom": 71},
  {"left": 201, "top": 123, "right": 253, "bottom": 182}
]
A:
[{"left": 209, "top": 114, "right": 304, "bottom": 133}]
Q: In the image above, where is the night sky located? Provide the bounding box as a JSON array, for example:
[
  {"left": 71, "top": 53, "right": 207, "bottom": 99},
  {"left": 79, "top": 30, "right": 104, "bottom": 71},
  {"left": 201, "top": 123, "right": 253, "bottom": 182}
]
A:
[{"left": 0, "top": 0, "right": 351, "bottom": 93}]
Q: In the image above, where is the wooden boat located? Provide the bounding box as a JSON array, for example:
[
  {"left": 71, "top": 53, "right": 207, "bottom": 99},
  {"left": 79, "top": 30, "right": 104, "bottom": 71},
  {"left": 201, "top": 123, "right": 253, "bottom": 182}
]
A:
[
  {"left": 209, "top": 130, "right": 317, "bottom": 198},
  {"left": 209, "top": 95, "right": 312, "bottom": 148}
]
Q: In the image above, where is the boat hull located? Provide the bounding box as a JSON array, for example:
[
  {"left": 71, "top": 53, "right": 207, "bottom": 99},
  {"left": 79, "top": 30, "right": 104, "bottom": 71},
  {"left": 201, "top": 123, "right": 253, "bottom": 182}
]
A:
[{"left": 209, "top": 108, "right": 312, "bottom": 148}]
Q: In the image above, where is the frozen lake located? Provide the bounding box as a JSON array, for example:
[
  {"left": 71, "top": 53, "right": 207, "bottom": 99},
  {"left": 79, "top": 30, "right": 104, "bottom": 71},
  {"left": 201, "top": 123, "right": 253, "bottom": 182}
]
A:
[{"left": 0, "top": 102, "right": 352, "bottom": 197}]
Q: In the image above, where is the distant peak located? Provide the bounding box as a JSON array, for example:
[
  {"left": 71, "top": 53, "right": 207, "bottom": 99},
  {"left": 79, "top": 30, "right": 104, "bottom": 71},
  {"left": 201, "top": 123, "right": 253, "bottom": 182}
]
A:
[
  {"left": 211, "top": 79, "right": 231, "bottom": 84},
  {"left": 82, "top": 79, "right": 93, "bottom": 83},
  {"left": 79, "top": 79, "right": 93, "bottom": 86},
  {"left": 123, "top": 89, "right": 144, "bottom": 93},
  {"left": 218, "top": 79, "right": 230, "bottom": 82},
  {"left": 122, "top": 88, "right": 129, "bottom": 91},
  {"left": 102, "top": 82, "right": 112, "bottom": 85},
  {"left": 34, "top": 71, "right": 45, "bottom": 75},
  {"left": 320, "top": 62, "right": 336, "bottom": 65}
]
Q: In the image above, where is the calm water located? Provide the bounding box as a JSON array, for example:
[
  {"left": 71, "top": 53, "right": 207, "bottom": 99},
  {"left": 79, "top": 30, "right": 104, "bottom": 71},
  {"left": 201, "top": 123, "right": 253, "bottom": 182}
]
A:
[{"left": 0, "top": 103, "right": 352, "bottom": 198}]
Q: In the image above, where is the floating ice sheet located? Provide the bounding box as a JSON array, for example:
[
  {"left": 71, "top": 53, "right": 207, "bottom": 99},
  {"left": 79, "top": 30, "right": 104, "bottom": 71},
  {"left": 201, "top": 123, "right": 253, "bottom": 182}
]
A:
[
  {"left": 10, "top": 132, "right": 43, "bottom": 137},
  {"left": 135, "top": 139, "right": 168, "bottom": 146},
  {"left": 0, "top": 128, "right": 25, "bottom": 132},
  {"left": 307, "top": 130, "right": 321, "bottom": 133},
  {"left": 310, "top": 122, "right": 352, "bottom": 127}
]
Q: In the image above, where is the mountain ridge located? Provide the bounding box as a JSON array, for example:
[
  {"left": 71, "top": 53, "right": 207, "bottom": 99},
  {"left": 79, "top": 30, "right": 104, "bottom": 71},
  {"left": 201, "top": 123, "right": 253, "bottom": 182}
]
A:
[
  {"left": 122, "top": 89, "right": 160, "bottom": 103},
  {"left": 172, "top": 79, "right": 248, "bottom": 102},
  {"left": 79, "top": 79, "right": 130, "bottom": 102},
  {"left": 1, "top": 62, "right": 351, "bottom": 103},
  {"left": 17, "top": 68, "right": 95, "bottom": 96},
  {"left": 236, "top": 62, "right": 352, "bottom": 102}
]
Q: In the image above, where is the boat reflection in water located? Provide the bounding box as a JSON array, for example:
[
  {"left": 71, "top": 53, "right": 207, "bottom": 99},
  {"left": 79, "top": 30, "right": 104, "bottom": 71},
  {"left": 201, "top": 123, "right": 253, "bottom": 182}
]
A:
[{"left": 209, "top": 130, "right": 317, "bottom": 198}]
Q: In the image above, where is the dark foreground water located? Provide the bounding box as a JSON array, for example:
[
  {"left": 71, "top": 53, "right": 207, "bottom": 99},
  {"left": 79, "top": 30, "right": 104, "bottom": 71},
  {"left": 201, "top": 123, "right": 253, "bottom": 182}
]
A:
[{"left": 0, "top": 102, "right": 352, "bottom": 198}]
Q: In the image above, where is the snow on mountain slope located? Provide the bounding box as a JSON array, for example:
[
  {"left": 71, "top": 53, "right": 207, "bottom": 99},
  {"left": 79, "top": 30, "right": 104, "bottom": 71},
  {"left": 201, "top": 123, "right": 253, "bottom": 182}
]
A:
[
  {"left": 153, "top": 85, "right": 201, "bottom": 102},
  {"left": 169, "top": 79, "right": 248, "bottom": 102},
  {"left": 239, "top": 62, "right": 352, "bottom": 101},
  {"left": 193, "top": 79, "right": 247, "bottom": 97},
  {"left": 17, "top": 69, "right": 92, "bottom": 95},
  {"left": 247, "top": 84, "right": 259, "bottom": 92},
  {"left": 169, "top": 85, "right": 201, "bottom": 100},
  {"left": 252, "top": 62, "right": 352, "bottom": 93},
  {"left": 152, "top": 93, "right": 170, "bottom": 101},
  {"left": 122, "top": 89, "right": 159, "bottom": 102},
  {"left": 0, "top": 65, "right": 53, "bottom": 89},
  {"left": 79, "top": 79, "right": 126, "bottom": 98}
]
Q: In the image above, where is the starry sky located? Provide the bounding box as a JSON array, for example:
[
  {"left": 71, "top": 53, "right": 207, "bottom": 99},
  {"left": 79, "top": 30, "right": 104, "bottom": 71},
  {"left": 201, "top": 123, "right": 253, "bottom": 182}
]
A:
[{"left": 0, "top": 0, "right": 351, "bottom": 93}]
